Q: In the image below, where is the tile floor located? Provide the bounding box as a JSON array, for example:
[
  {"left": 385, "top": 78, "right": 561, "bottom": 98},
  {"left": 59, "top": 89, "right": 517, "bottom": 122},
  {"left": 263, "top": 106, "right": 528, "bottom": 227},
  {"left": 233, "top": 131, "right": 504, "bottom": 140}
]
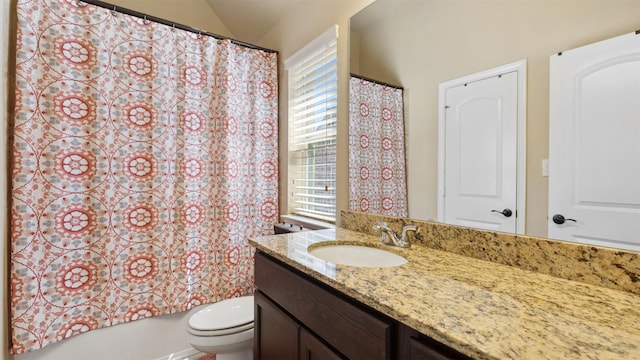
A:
[
  {"left": 194, "top": 355, "right": 215, "bottom": 360},
  {"left": 168, "top": 349, "right": 215, "bottom": 360}
]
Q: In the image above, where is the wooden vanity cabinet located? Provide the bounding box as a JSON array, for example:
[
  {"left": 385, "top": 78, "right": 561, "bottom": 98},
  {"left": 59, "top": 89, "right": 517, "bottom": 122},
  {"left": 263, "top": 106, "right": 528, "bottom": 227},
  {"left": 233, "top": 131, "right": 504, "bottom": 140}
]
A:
[
  {"left": 254, "top": 251, "right": 471, "bottom": 360},
  {"left": 254, "top": 251, "right": 389, "bottom": 359}
]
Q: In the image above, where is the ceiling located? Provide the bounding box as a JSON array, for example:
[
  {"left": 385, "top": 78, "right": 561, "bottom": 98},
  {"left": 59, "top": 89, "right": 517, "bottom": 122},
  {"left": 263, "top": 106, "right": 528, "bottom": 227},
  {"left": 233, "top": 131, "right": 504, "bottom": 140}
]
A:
[{"left": 205, "top": 0, "right": 309, "bottom": 43}]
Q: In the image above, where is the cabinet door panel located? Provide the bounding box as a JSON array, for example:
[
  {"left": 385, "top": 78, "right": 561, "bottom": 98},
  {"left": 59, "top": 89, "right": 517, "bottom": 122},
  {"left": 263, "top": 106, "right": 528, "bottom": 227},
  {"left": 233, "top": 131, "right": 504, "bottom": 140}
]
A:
[
  {"left": 408, "top": 336, "right": 472, "bottom": 360},
  {"left": 410, "top": 337, "right": 452, "bottom": 360},
  {"left": 395, "top": 315, "right": 473, "bottom": 359},
  {"left": 255, "top": 291, "right": 299, "bottom": 360},
  {"left": 300, "top": 328, "right": 344, "bottom": 360}
]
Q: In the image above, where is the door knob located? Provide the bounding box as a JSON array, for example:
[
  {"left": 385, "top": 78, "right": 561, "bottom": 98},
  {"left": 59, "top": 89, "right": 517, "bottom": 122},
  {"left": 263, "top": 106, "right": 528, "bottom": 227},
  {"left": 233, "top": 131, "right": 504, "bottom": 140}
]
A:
[
  {"left": 552, "top": 214, "right": 577, "bottom": 224},
  {"left": 491, "top": 208, "right": 513, "bottom": 217}
]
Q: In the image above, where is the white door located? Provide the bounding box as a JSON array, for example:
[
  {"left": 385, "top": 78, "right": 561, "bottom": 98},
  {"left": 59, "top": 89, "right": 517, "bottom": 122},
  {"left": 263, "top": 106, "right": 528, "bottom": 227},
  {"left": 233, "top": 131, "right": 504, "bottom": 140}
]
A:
[
  {"left": 549, "top": 32, "right": 640, "bottom": 251},
  {"left": 441, "top": 71, "right": 519, "bottom": 233}
]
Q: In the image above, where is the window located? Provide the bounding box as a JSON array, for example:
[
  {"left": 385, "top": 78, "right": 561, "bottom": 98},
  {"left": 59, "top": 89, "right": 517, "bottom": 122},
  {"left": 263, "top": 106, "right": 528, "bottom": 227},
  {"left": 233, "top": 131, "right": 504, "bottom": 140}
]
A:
[{"left": 286, "top": 26, "right": 338, "bottom": 222}]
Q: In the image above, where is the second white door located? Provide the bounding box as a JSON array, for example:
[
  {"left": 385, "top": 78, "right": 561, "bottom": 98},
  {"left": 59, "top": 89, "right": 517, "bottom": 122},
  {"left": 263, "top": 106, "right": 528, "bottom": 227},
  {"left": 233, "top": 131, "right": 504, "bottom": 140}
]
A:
[
  {"left": 441, "top": 70, "right": 520, "bottom": 233},
  {"left": 548, "top": 31, "right": 640, "bottom": 251}
]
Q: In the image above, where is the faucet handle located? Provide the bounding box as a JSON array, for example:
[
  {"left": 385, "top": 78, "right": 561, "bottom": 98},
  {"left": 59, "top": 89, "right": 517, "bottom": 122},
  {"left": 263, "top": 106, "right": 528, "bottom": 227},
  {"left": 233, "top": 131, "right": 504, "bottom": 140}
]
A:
[
  {"left": 399, "top": 224, "right": 418, "bottom": 248},
  {"left": 402, "top": 224, "right": 417, "bottom": 231},
  {"left": 372, "top": 221, "right": 392, "bottom": 244},
  {"left": 372, "top": 220, "right": 388, "bottom": 232}
]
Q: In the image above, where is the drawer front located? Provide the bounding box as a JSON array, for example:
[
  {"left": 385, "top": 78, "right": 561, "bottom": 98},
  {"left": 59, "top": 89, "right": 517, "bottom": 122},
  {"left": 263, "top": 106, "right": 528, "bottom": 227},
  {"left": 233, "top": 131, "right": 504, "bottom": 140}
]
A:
[{"left": 255, "top": 252, "right": 391, "bottom": 360}]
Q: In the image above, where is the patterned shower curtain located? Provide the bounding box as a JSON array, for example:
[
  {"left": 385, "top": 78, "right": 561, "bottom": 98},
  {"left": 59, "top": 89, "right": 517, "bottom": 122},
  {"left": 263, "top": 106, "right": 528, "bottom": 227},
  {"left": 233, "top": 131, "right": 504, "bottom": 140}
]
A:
[
  {"left": 349, "top": 76, "right": 407, "bottom": 217},
  {"left": 10, "top": 0, "right": 278, "bottom": 354}
]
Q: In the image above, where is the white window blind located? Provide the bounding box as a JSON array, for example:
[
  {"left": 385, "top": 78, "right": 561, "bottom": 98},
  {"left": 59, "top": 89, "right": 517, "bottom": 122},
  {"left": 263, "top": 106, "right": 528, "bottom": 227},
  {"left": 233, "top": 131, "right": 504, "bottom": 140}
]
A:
[{"left": 286, "top": 26, "right": 338, "bottom": 222}]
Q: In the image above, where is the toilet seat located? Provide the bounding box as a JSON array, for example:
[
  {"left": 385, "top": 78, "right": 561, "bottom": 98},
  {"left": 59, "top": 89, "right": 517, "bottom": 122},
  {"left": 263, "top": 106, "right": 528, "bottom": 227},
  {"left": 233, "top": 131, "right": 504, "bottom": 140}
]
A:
[
  {"left": 188, "top": 321, "right": 253, "bottom": 337},
  {"left": 188, "top": 295, "right": 254, "bottom": 336}
]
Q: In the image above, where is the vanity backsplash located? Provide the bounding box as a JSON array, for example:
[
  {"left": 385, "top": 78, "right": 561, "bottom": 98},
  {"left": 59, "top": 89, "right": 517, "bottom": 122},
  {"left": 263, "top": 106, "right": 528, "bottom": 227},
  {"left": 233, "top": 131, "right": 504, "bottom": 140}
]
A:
[{"left": 340, "top": 210, "right": 640, "bottom": 296}]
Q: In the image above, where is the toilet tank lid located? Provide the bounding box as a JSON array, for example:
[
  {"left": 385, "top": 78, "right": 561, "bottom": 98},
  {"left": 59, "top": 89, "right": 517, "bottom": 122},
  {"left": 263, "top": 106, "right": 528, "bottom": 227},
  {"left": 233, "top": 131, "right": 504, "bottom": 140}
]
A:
[{"left": 189, "top": 295, "right": 254, "bottom": 331}]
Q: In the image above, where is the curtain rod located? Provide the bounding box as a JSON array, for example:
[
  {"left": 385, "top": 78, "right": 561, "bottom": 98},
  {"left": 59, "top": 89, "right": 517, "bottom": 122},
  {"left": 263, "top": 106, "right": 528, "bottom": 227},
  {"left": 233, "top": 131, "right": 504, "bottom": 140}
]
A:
[
  {"left": 79, "top": 0, "right": 278, "bottom": 54},
  {"left": 350, "top": 73, "right": 403, "bottom": 90}
]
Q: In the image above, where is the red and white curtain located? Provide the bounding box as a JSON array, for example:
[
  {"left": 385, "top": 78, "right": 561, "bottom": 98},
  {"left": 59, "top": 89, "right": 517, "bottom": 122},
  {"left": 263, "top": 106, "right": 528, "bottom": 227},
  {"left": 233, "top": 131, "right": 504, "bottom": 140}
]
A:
[
  {"left": 10, "top": 0, "right": 278, "bottom": 354},
  {"left": 349, "top": 76, "right": 407, "bottom": 217}
]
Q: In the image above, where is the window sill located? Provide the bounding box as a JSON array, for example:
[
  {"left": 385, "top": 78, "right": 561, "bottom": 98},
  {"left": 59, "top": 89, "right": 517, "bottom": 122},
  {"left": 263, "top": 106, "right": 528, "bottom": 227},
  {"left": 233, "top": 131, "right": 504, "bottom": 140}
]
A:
[{"left": 280, "top": 214, "right": 335, "bottom": 230}]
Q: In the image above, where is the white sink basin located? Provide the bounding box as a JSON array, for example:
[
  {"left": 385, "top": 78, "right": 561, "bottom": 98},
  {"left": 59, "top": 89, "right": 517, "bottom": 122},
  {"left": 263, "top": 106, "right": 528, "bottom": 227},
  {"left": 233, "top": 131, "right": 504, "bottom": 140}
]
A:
[{"left": 308, "top": 244, "right": 407, "bottom": 268}]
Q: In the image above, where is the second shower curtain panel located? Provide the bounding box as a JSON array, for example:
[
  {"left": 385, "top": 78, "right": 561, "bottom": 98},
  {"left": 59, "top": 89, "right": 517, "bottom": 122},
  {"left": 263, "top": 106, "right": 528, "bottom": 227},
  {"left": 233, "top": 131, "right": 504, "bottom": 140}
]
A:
[{"left": 10, "top": 0, "right": 278, "bottom": 354}]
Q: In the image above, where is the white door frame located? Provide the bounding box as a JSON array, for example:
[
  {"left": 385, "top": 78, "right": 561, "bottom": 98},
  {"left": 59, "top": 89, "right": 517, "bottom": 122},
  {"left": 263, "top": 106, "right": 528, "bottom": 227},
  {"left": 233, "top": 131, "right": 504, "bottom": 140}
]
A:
[{"left": 437, "top": 59, "right": 527, "bottom": 234}]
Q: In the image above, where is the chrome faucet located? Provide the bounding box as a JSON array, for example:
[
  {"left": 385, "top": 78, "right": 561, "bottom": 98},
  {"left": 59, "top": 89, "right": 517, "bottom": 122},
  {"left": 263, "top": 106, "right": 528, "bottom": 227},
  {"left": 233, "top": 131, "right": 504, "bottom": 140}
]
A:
[{"left": 372, "top": 221, "right": 417, "bottom": 248}]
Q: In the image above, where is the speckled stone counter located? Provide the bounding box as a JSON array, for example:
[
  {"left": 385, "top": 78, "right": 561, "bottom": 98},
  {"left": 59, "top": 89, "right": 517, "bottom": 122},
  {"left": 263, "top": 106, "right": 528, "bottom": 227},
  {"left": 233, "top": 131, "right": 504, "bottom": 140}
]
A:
[
  {"left": 340, "top": 210, "right": 640, "bottom": 296},
  {"left": 250, "top": 228, "right": 640, "bottom": 360}
]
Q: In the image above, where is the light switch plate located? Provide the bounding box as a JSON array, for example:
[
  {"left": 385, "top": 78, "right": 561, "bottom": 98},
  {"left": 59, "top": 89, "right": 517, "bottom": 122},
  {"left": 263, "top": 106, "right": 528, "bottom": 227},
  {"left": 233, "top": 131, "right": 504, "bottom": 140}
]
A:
[{"left": 542, "top": 159, "right": 549, "bottom": 177}]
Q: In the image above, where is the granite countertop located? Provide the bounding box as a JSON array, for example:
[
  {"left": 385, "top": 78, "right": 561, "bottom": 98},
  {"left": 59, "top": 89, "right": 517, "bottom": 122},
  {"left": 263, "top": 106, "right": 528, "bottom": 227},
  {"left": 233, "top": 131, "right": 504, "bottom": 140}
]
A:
[{"left": 249, "top": 228, "right": 640, "bottom": 360}]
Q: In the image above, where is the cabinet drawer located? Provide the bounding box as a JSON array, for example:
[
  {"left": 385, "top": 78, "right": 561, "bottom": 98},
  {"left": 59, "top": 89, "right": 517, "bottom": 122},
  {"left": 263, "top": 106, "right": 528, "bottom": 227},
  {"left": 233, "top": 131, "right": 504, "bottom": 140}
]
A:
[{"left": 255, "top": 252, "right": 392, "bottom": 360}]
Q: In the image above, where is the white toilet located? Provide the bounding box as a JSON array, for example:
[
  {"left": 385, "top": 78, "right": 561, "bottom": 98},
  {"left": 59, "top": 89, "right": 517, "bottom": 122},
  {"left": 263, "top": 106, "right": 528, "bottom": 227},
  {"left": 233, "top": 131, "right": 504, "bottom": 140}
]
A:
[{"left": 188, "top": 295, "right": 254, "bottom": 360}]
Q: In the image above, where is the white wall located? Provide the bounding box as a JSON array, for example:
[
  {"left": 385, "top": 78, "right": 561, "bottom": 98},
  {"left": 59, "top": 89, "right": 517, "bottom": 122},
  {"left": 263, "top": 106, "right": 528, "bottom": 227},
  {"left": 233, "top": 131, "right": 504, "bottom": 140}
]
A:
[{"left": 109, "top": 0, "right": 233, "bottom": 37}]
